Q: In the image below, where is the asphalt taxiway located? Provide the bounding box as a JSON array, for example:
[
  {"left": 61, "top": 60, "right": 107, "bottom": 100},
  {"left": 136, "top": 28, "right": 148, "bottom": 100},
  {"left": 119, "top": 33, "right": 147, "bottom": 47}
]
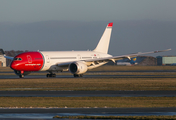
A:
[
  {"left": 0, "top": 90, "right": 176, "bottom": 97},
  {"left": 0, "top": 107, "right": 176, "bottom": 113},
  {"left": 1, "top": 108, "right": 176, "bottom": 120},
  {"left": 1, "top": 74, "right": 176, "bottom": 79}
]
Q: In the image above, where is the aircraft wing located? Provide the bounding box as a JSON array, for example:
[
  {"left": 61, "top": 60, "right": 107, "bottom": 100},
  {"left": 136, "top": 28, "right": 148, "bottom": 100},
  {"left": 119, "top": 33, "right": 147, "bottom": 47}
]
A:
[
  {"left": 0, "top": 49, "right": 14, "bottom": 60},
  {"left": 84, "top": 48, "right": 171, "bottom": 64},
  {"left": 56, "top": 48, "right": 171, "bottom": 67}
]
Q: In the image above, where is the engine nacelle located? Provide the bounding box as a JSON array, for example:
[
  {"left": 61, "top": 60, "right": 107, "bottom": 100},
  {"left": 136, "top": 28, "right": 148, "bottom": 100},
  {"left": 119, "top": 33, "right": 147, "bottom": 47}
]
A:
[{"left": 69, "top": 61, "right": 87, "bottom": 74}]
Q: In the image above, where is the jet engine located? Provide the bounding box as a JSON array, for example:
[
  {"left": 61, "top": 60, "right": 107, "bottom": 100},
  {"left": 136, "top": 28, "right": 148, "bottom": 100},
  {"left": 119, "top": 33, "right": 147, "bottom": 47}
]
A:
[{"left": 69, "top": 61, "right": 87, "bottom": 74}]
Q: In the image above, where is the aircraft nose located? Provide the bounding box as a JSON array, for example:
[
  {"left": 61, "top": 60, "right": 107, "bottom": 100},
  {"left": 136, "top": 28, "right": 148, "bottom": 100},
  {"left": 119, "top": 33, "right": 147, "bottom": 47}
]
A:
[{"left": 10, "top": 61, "right": 17, "bottom": 70}]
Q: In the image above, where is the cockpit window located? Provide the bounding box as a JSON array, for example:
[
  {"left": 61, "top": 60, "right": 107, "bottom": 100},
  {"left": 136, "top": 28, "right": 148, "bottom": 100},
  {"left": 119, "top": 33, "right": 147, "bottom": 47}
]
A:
[{"left": 14, "top": 57, "right": 22, "bottom": 61}]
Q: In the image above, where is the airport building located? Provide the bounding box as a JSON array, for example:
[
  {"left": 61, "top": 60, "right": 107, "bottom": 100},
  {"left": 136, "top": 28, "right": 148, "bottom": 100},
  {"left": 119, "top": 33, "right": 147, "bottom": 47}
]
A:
[
  {"left": 116, "top": 56, "right": 157, "bottom": 66},
  {"left": 157, "top": 56, "right": 176, "bottom": 65},
  {"left": 0, "top": 55, "right": 6, "bottom": 67}
]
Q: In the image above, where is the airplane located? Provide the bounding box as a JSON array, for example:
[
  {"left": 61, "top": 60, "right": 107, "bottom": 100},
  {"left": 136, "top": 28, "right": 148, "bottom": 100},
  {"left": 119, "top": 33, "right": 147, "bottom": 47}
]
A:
[{"left": 0, "top": 22, "right": 171, "bottom": 78}]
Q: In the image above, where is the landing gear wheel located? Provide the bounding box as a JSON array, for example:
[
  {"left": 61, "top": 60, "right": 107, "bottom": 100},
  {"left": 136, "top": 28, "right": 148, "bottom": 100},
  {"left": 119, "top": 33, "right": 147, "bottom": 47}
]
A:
[
  {"left": 51, "top": 74, "right": 56, "bottom": 77},
  {"left": 46, "top": 74, "right": 50, "bottom": 77},
  {"left": 74, "top": 74, "right": 78, "bottom": 77},
  {"left": 74, "top": 74, "right": 83, "bottom": 77},
  {"left": 19, "top": 75, "right": 24, "bottom": 78},
  {"left": 46, "top": 74, "right": 56, "bottom": 77}
]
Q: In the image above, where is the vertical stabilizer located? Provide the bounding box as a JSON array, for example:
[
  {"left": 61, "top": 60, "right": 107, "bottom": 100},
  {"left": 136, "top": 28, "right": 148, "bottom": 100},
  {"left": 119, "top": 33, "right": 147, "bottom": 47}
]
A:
[{"left": 93, "top": 22, "right": 113, "bottom": 54}]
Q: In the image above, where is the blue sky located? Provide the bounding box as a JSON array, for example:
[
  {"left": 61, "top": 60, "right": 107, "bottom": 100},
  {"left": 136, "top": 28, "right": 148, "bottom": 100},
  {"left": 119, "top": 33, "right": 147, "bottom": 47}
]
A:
[
  {"left": 0, "top": 0, "right": 176, "bottom": 23},
  {"left": 0, "top": 0, "right": 175, "bottom": 56}
]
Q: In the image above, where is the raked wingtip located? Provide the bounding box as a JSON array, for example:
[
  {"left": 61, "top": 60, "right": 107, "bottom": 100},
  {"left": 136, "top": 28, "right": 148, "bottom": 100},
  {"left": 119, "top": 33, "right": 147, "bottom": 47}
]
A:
[{"left": 163, "top": 48, "right": 171, "bottom": 51}]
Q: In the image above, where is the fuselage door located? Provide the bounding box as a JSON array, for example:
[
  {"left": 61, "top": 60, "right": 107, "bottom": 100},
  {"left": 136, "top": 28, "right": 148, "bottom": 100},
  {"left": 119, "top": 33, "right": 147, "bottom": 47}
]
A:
[
  {"left": 46, "top": 55, "right": 50, "bottom": 63},
  {"left": 77, "top": 54, "right": 81, "bottom": 60}
]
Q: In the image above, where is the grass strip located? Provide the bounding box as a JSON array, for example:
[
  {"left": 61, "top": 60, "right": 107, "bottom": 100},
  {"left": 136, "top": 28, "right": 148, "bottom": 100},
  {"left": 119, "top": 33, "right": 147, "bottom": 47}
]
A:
[
  {"left": 0, "top": 97, "right": 176, "bottom": 108},
  {"left": 53, "top": 115, "right": 176, "bottom": 119},
  {"left": 0, "top": 78, "right": 176, "bottom": 91}
]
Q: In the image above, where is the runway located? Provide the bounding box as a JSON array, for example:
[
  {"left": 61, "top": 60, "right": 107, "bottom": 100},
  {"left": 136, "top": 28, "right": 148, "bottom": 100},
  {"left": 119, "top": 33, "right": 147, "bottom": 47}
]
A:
[
  {"left": 0, "top": 90, "right": 176, "bottom": 97},
  {"left": 1, "top": 69, "right": 176, "bottom": 79},
  {"left": 0, "top": 71, "right": 176, "bottom": 119},
  {"left": 1, "top": 74, "right": 176, "bottom": 79},
  {"left": 0, "top": 108, "right": 176, "bottom": 119},
  {"left": 0, "top": 107, "right": 176, "bottom": 113}
]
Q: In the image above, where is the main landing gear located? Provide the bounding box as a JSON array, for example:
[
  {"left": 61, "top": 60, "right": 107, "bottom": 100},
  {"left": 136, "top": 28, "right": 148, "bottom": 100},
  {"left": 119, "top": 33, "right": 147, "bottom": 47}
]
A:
[
  {"left": 46, "top": 73, "right": 56, "bottom": 77},
  {"left": 46, "top": 72, "right": 83, "bottom": 78},
  {"left": 73, "top": 74, "right": 83, "bottom": 77}
]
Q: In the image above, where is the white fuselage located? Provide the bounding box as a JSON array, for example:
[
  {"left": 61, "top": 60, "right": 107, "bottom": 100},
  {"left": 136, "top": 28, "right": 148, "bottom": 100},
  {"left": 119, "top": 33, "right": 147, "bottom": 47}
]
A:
[
  {"left": 40, "top": 51, "right": 112, "bottom": 71},
  {"left": 8, "top": 22, "right": 114, "bottom": 78}
]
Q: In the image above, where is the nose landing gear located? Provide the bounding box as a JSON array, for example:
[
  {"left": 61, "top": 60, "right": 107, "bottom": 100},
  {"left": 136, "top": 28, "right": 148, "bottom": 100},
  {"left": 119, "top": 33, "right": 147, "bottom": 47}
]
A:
[
  {"left": 14, "top": 70, "right": 25, "bottom": 78},
  {"left": 19, "top": 74, "right": 24, "bottom": 78},
  {"left": 46, "top": 73, "right": 56, "bottom": 77}
]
